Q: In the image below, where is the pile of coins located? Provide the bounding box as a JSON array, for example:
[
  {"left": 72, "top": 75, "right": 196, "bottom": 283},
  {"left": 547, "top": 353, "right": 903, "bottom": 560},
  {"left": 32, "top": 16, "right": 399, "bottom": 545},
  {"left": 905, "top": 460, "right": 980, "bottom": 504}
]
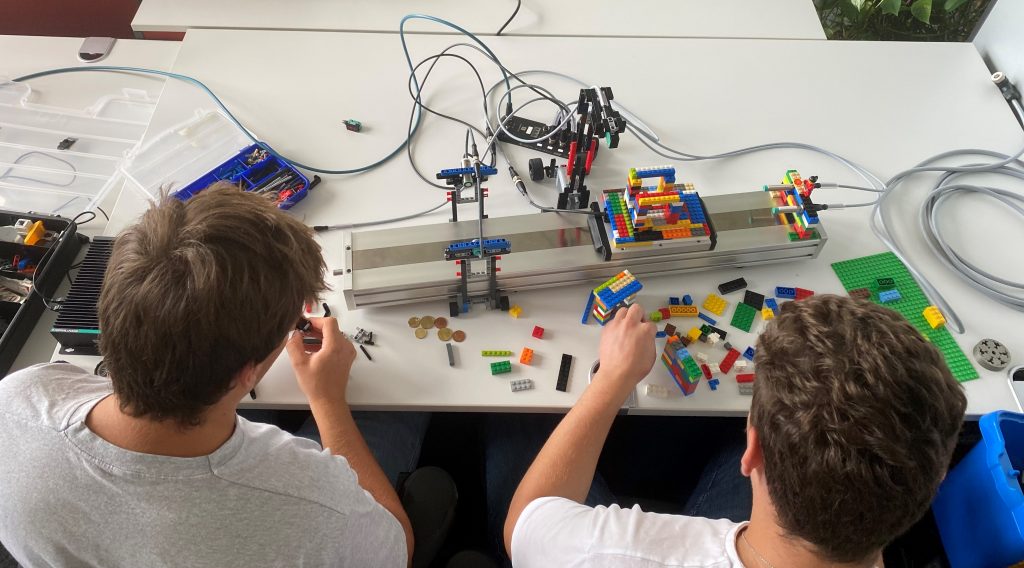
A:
[{"left": 408, "top": 315, "right": 466, "bottom": 343}]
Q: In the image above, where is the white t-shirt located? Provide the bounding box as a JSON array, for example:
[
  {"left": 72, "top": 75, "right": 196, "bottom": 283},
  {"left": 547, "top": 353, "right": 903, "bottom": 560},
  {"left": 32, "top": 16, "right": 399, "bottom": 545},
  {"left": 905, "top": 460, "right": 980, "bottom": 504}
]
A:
[
  {"left": 511, "top": 496, "right": 746, "bottom": 568},
  {"left": 0, "top": 363, "right": 406, "bottom": 568}
]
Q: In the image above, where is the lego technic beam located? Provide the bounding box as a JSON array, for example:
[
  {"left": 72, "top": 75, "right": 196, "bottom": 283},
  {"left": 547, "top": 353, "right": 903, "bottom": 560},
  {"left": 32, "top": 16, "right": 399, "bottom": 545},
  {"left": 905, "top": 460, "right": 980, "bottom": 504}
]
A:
[{"left": 342, "top": 169, "right": 827, "bottom": 309}]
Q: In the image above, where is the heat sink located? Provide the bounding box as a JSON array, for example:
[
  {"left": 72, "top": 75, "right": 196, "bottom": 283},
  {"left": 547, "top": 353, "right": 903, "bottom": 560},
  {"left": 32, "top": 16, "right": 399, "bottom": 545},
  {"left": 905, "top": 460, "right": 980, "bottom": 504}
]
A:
[{"left": 50, "top": 237, "right": 114, "bottom": 354}]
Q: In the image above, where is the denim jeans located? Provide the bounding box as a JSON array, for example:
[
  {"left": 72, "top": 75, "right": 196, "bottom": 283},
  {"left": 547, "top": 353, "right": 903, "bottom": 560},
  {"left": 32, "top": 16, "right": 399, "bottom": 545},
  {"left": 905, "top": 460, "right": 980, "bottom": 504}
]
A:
[{"left": 294, "top": 411, "right": 431, "bottom": 488}]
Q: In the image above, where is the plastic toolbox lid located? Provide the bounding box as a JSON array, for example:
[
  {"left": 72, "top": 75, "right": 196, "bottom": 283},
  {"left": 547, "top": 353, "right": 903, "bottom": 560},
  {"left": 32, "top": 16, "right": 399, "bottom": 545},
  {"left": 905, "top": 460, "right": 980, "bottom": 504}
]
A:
[
  {"left": 120, "top": 110, "right": 256, "bottom": 201},
  {"left": 0, "top": 79, "right": 156, "bottom": 216}
]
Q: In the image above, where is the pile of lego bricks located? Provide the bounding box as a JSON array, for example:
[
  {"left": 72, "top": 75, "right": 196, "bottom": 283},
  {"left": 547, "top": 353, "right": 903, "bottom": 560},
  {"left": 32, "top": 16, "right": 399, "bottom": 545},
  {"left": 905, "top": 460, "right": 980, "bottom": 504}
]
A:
[
  {"left": 584, "top": 270, "right": 643, "bottom": 325},
  {"left": 764, "top": 169, "right": 820, "bottom": 241},
  {"left": 602, "top": 165, "right": 709, "bottom": 247}
]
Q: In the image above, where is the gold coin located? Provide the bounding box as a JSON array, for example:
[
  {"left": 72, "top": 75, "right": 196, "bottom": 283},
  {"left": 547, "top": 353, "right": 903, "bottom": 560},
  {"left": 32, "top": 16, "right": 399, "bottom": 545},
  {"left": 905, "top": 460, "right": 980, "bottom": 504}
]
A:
[
  {"left": 414, "top": 328, "right": 428, "bottom": 339},
  {"left": 408, "top": 317, "right": 421, "bottom": 328},
  {"left": 419, "top": 316, "right": 435, "bottom": 329},
  {"left": 438, "top": 328, "right": 453, "bottom": 341},
  {"left": 452, "top": 330, "right": 466, "bottom": 343},
  {"left": 434, "top": 317, "right": 448, "bottom": 329}
]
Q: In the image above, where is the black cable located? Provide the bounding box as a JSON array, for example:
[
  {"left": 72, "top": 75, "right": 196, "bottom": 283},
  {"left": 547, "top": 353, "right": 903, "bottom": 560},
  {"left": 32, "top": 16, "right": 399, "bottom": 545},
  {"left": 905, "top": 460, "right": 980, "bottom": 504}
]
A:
[
  {"left": 405, "top": 51, "right": 492, "bottom": 189},
  {"left": 95, "top": 206, "right": 109, "bottom": 221},
  {"left": 496, "top": 0, "right": 522, "bottom": 36}
]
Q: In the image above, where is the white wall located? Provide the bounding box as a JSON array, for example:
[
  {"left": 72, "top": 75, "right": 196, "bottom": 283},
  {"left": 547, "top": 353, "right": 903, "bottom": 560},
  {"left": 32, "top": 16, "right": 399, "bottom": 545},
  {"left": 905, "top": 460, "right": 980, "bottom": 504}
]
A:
[{"left": 973, "top": 0, "right": 1024, "bottom": 85}]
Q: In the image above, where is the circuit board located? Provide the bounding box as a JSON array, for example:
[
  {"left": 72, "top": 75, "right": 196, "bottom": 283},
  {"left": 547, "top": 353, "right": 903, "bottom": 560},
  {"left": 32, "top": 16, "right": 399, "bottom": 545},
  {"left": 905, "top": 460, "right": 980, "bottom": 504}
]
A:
[{"left": 831, "top": 252, "right": 978, "bottom": 382}]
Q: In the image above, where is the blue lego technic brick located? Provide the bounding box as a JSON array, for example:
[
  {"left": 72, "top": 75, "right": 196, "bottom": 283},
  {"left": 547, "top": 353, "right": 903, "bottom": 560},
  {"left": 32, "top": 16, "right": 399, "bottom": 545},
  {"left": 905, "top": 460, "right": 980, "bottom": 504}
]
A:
[
  {"left": 682, "top": 294, "right": 693, "bottom": 305},
  {"left": 698, "top": 313, "right": 717, "bottom": 325},
  {"left": 438, "top": 165, "right": 498, "bottom": 177},
  {"left": 765, "top": 298, "right": 779, "bottom": 313},
  {"left": 879, "top": 289, "right": 902, "bottom": 303},
  {"left": 775, "top": 286, "right": 797, "bottom": 299},
  {"left": 743, "top": 347, "right": 755, "bottom": 361},
  {"left": 670, "top": 297, "right": 680, "bottom": 305},
  {"left": 581, "top": 292, "right": 595, "bottom": 324},
  {"left": 656, "top": 331, "right": 667, "bottom": 338}
]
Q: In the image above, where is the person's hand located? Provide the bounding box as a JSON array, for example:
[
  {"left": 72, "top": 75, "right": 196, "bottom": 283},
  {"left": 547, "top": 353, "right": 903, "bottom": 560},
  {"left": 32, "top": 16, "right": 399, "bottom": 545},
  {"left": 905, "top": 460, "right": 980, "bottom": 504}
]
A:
[
  {"left": 595, "top": 303, "right": 657, "bottom": 395},
  {"left": 286, "top": 316, "right": 357, "bottom": 406}
]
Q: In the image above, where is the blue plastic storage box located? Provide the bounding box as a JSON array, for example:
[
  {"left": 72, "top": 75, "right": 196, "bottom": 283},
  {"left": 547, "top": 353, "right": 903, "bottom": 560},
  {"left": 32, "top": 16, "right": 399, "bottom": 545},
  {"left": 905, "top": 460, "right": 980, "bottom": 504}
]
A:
[{"left": 933, "top": 410, "right": 1024, "bottom": 568}]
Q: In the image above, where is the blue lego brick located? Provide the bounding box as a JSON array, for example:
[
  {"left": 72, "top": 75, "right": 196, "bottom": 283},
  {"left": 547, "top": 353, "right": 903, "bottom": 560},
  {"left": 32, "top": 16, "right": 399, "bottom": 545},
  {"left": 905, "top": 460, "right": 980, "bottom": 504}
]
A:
[
  {"left": 635, "top": 166, "right": 676, "bottom": 180},
  {"left": 596, "top": 280, "right": 643, "bottom": 307},
  {"left": 581, "top": 292, "right": 595, "bottom": 324},
  {"left": 879, "top": 289, "right": 902, "bottom": 303},
  {"left": 698, "top": 313, "right": 717, "bottom": 325},
  {"left": 708, "top": 378, "right": 720, "bottom": 391},
  {"left": 656, "top": 331, "right": 667, "bottom": 338},
  {"left": 775, "top": 286, "right": 796, "bottom": 299},
  {"left": 765, "top": 298, "right": 779, "bottom": 312},
  {"left": 743, "top": 347, "right": 755, "bottom": 361},
  {"left": 670, "top": 297, "right": 680, "bottom": 305},
  {"left": 438, "top": 165, "right": 498, "bottom": 177},
  {"left": 682, "top": 294, "right": 693, "bottom": 305}
]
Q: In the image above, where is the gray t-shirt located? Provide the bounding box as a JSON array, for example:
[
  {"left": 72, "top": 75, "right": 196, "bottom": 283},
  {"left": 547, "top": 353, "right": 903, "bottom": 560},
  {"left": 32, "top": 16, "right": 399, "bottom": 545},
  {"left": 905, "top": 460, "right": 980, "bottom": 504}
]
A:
[{"left": 0, "top": 363, "right": 406, "bottom": 567}]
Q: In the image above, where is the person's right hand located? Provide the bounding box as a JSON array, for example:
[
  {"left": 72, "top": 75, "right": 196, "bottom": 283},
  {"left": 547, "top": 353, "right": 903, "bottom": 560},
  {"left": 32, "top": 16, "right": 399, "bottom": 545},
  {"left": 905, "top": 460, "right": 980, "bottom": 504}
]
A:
[
  {"left": 286, "top": 316, "right": 357, "bottom": 406},
  {"left": 594, "top": 303, "right": 657, "bottom": 395}
]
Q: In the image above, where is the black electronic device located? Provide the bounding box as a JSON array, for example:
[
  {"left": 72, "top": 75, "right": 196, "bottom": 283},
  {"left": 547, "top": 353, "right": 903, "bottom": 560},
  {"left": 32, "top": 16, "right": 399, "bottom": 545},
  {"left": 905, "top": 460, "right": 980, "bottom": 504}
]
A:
[
  {"left": 0, "top": 210, "right": 83, "bottom": 376},
  {"left": 496, "top": 115, "right": 569, "bottom": 158},
  {"left": 50, "top": 236, "right": 114, "bottom": 355}
]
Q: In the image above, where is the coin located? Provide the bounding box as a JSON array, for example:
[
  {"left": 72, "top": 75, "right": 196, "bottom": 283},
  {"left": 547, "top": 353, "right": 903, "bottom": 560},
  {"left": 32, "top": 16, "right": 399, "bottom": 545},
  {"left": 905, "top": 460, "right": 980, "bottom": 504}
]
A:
[
  {"left": 437, "top": 328, "right": 453, "bottom": 341},
  {"left": 408, "top": 317, "right": 421, "bottom": 328},
  {"left": 419, "top": 316, "right": 435, "bottom": 329},
  {"left": 433, "top": 317, "right": 448, "bottom": 329},
  {"left": 414, "top": 328, "right": 428, "bottom": 339},
  {"left": 452, "top": 330, "right": 466, "bottom": 343}
]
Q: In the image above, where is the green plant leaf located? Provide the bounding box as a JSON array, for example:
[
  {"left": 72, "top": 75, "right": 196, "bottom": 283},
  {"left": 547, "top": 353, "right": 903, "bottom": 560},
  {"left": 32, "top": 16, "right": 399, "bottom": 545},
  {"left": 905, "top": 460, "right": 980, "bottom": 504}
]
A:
[
  {"left": 850, "top": 0, "right": 866, "bottom": 10},
  {"left": 944, "top": 0, "right": 968, "bottom": 11},
  {"left": 911, "top": 0, "right": 933, "bottom": 23},
  {"left": 879, "top": 0, "right": 901, "bottom": 15}
]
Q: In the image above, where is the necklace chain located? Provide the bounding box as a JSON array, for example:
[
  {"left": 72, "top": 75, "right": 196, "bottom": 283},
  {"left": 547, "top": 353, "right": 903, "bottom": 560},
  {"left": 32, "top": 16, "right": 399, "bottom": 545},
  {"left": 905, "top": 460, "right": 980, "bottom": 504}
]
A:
[{"left": 740, "top": 528, "right": 775, "bottom": 568}]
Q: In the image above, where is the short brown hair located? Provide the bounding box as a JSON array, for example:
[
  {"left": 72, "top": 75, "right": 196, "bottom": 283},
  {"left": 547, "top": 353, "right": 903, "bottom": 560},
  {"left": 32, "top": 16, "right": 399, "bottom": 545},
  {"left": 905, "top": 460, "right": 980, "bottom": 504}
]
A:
[
  {"left": 99, "top": 182, "right": 326, "bottom": 426},
  {"left": 751, "top": 294, "right": 965, "bottom": 563}
]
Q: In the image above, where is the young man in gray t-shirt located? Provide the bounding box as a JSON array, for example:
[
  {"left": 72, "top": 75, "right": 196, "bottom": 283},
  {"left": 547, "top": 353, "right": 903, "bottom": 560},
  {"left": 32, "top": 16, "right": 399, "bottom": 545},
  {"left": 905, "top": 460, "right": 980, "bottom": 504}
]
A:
[{"left": 0, "top": 184, "right": 414, "bottom": 567}]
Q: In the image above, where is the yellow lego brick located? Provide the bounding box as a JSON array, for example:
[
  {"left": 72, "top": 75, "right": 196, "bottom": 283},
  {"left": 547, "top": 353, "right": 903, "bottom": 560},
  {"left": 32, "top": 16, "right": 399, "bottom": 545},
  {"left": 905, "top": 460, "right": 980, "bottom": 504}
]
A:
[
  {"left": 702, "top": 293, "right": 728, "bottom": 316},
  {"left": 509, "top": 305, "right": 523, "bottom": 318},
  {"left": 762, "top": 307, "right": 775, "bottom": 321},
  {"left": 922, "top": 305, "right": 946, "bottom": 329},
  {"left": 24, "top": 221, "right": 46, "bottom": 246},
  {"left": 686, "top": 327, "right": 702, "bottom": 343},
  {"left": 669, "top": 305, "right": 699, "bottom": 317}
]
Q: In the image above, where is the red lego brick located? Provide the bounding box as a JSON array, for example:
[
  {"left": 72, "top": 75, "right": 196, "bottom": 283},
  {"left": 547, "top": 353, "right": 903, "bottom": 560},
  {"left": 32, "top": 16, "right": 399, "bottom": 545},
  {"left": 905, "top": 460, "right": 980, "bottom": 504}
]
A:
[
  {"left": 719, "top": 348, "right": 741, "bottom": 373},
  {"left": 736, "top": 373, "right": 756, "bottom": 384},
  {"left": 701, "top": 364, "right": 712, "bottom": 380},
  {"left": 659, "top": 307, "right": 671, "bottom": 319},
  {"left": 532, "top": 326, "right": 544, "bottom": 339},
  {"left": 795, "top": 287, "right": 815, "bottom": 300}
]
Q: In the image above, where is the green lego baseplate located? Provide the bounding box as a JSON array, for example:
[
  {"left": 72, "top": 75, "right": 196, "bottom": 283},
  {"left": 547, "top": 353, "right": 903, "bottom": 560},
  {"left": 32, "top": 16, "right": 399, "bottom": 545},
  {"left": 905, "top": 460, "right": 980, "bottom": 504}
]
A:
[
  {"left": 730, "top": 302, "right": 758, "bottom": 333},
  {"left": 830, "top": 252, "right": 978, "bottom": 382}
]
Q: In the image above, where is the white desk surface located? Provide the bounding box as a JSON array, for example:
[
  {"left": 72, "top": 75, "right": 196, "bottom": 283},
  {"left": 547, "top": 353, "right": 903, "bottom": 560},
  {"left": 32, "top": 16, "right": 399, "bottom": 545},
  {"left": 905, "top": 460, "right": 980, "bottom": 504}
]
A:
[
  {"left": 1, "top": 35, "right": 180, "bottom": 374},
  {"left": 69, "top": 28, "right": 1024, "bottom": 418},
  {"left": 132, "top": 0, "right": 827, "bottom": 40}
]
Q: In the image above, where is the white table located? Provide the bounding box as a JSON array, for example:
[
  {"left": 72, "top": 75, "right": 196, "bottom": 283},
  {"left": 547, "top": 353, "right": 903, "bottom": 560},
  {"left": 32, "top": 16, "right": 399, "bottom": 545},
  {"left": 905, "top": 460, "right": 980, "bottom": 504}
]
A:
[
  {"left": 132, "top": 0, "right": 826, "bottom": 40},
  {"left": 1, "top": 35, "right": 180, "bottom": 373},
  {"left": 72, "top": 28, "right": 1024, "bottom": 417}
]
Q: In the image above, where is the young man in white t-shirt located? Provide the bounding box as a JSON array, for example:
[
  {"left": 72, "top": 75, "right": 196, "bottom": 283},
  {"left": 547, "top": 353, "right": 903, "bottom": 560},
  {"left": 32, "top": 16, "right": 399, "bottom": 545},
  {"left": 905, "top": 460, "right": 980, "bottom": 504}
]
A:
[
  {"left": 0, "top": 184, "right": 423, "bottom": 567},
  {"left": 503, "top": 295, "right": 967, "bottom": 567}
]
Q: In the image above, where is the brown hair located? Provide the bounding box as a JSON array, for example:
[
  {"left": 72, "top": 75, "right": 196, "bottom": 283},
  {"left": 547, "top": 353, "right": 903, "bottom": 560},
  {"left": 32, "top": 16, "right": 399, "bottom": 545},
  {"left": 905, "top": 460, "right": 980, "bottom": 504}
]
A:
[
  {"left": 751, "top": 294, "right": 965, "bottom": 563},
  {"left": 98, "top": 182, "right": 326, "bottom": 426}
]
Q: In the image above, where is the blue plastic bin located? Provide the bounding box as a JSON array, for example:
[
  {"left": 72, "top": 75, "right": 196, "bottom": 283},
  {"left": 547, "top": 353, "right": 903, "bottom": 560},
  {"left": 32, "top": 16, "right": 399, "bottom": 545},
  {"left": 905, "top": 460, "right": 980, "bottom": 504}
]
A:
[{"left": 933, "top": 411, "right": 1024, "bottom": 568}]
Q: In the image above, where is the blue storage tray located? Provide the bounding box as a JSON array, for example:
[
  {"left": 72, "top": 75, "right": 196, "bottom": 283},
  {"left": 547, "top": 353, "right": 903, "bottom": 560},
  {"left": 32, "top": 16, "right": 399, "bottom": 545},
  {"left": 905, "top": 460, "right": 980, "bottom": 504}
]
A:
[{"left": 171, "top": 144, "right": 311, "bottom": 210}]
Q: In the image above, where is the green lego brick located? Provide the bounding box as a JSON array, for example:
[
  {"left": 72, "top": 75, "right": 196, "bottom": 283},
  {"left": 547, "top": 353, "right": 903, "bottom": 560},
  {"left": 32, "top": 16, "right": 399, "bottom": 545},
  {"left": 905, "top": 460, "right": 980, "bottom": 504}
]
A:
[
  {"left": 490, "top": 360, "right": 512, "bottom": 375},
  {"left": 831, "top": 252, "right": 978, "bottom": 382},
  {"left": 682, "top": 356, "right": 703, "bottom": 383},
  {"left": 481, "top": 350, "right": 513, "bottom": 357},
  {"left": 730, "top": 302, "right": 758, "bottom": 333}
]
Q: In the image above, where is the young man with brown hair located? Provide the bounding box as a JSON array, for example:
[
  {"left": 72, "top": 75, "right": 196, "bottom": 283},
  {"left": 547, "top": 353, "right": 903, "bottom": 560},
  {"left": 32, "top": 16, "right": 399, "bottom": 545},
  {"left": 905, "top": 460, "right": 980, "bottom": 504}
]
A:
[
  {"left": 502, "top": 295, "right": 967, "bottom": 567},
  {"left": 0, "top": 184, "right": 425, "bottom": 567}
]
